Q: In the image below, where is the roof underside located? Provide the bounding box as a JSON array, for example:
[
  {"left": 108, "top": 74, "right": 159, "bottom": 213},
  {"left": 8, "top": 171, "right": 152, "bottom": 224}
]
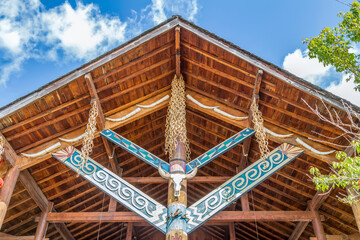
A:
[{"left": 0, "top": 17, "right": 358, "bottom": 239}]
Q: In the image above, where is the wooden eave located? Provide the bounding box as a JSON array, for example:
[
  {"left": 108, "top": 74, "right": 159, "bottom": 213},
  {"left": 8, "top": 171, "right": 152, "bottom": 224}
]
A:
[{"left": 0, "top": 16, "right": 358, "bottom": 239}]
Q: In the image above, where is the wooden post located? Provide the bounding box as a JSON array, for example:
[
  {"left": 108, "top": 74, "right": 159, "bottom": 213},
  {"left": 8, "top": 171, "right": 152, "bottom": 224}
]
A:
[
  {"left": 35, "top": 201, "right": 53, "bottom": 240},
  {"left": 309, "top": 201, "right": 326, "bottom": 240},
  {"left": 175, "top": 26, "right": 181, "bottom": 77},
  {"left": 347, "top": 187, "right": 360, "bottom": 232},
  {"left": 0, "top": 164, "right": 20, "bottom": 229},
  {"left": 126, "top": 222, "right": 133, "bottom": 240},
  {"left": 166, "top": 140, "right": 188, "bottom": 240},
  {"left": 229, "top": 222, "right": 236, "bottom": 240}
]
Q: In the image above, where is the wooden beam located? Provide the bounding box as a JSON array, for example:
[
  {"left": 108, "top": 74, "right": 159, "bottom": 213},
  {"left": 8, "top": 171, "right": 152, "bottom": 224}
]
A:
[
  {"left": 42, "top": 211, "right": 318, "bottom": 223},
  {"left": 35, "top": 202, "right": 53, "bottom": 240},
  {"left": 0, "top": 165, "right": 20, "bottom": 230},
  {"left": 126, "top": 222, "right": 133, "bottom": 240},
  {"left": 175, "top": 26, "right": 181, "bottom": 77}
]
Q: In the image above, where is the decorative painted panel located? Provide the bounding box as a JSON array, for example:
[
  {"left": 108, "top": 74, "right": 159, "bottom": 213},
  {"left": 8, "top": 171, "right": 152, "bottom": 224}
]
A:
[
  {"left": 101, "top": 129, "right": 170, "bottom": 173},
  {"left": 186, "top": 128, "right": 255, "bottom": 173},
  {"left": 52, "top": 146, "right": 168, "bottom": 233},
  {"left": 185, "top": 143, "right": 304, "bottom": 233}
]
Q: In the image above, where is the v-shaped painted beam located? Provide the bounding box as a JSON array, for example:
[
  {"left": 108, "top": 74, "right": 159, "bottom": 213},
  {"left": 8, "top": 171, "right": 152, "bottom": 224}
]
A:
[
  {"left": 185, "top": 143, "right": 304, "bottom": 233},
  {"left": 101, "top": 129, "right": 170, "bottom": 173},
  {"left": 185, "top": 128, "right": 255, "bottom": 173},
  {"left": 52, "top": 146, "right": 168, "bottom": 233},
  {"left": 101, "top": 128, "right": 255, "bottom": 174}
]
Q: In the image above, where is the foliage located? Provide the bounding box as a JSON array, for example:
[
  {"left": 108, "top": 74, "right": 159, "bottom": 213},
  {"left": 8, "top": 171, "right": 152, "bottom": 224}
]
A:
[
  {"left": 304, "top": 1, "right": 360, "bottom": 91},
  {"left": 310, "top": 138, "right": 360, "bottom": 203},
  {"left": 305, "top": 1, "right": 360, "bottom": 203}
]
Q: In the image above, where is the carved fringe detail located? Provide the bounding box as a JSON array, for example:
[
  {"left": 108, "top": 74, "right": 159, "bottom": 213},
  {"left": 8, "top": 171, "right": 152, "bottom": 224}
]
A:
[
  {"left": 295, "top": 138, "right": 335, "bottom": 155},
  {"left": 186, "top": 94, "right": 248, "bottom": 120},
  {"left": 21, "top": 142, "right": 62, "bottom": 158}
]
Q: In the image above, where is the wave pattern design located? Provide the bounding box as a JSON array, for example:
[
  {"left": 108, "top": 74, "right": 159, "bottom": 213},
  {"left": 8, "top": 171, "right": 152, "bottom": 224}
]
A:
[
  {"left": 101, "top": 129, "right": 170, "bottom": 173},
  {"left": 186, "top": 143, "right": 303, "bottom": 233},
  {"left": 52, "top": 146, "right": 168, "bottom": 233},
  {"left": 186, "top": 128, "right": 255, "bottom": 173}
]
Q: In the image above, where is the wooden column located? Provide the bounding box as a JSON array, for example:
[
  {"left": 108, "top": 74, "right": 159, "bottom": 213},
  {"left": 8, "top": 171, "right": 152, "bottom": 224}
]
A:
[
  {"left": 126, "top": 222, "right": 133, "bottom": 240},
  {"left": 289, "top": 191, "right": 329, "bottom": 240},
  {"left": 0, "top": 164, "right": 20, "bottom": 229},
  {"left": 309, "top": 201, "right": 326, "bottom": 240},
  {"left": 229, "top": 222, "right": 236, "bottom": 240},
  {"left": 347, "top": 187, "right": 360, "bottom": 232},
  {"left": 167, "top": 140, "right": 187, "bottom": 240},
  {"left": 35, "top": 201, "right": 53, "bottom": 240},
  {"left": 175, "top": 26, "right": 181, "bottom": 77}
]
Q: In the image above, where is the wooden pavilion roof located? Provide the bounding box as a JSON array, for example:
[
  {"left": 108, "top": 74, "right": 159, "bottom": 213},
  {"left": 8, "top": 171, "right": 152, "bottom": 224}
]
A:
[{"left": 0, "top": 16, "right": 358, "bottom": 239}]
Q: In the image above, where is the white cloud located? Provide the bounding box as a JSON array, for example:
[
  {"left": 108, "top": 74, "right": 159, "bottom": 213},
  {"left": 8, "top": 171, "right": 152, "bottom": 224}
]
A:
[
  {"left": 41, "top": 2, "right": 126, "bottom": 60},
  {"left": 283, "top": 49, "right": 331, "bottom": 84},
  {"left": 283, "top": 49, "right": 360, "bottom": 107},
  {"left": 151, "top": 0, "right": 167, "bottom": 24},
  {"left": 150, "top": 0, "right": 198, "bottom": 25},
  {"left": 0, "top": 0, "right": 199, "bottom": 86},
  {"left": 326, "top": 75, "right": 360, "bottom": 107}
]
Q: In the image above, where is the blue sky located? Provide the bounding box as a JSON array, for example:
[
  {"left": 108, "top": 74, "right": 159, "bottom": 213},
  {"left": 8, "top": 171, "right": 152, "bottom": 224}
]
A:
[{"left": 0, "top": 0, "right": 358, "bottom": 108}]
